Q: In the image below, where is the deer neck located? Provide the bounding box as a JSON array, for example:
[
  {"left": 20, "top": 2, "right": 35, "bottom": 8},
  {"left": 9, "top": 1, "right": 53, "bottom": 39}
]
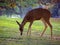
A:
[{"left": 21, "top": 19, "right": 27, "bottom": 27}]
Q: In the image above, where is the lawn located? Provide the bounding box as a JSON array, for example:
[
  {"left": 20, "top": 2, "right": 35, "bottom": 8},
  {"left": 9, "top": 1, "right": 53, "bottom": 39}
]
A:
[{"left": 0, "top": 16, "right": 60, "bottom": 45}]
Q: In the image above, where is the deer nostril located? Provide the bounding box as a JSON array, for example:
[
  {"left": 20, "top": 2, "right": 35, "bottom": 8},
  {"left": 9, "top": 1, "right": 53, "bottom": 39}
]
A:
[{"left": 21, "top": 32, "right": 22, "bottom": 35}]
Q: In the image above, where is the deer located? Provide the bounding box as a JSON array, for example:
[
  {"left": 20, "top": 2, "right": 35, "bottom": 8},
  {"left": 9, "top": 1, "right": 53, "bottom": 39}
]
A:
[{"left": 16, "top": 8, "right": 52, "bottom": 39}]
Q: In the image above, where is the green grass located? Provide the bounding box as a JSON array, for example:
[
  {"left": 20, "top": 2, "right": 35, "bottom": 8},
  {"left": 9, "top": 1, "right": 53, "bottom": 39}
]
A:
[{"left": 0, "top": 16, "right": 60, "bottom": 45}]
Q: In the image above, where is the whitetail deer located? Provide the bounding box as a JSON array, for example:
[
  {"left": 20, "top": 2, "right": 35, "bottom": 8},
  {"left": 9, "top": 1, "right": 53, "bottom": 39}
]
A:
[{"left": 16, "top": 8, "right": 52, "bottom": 39}]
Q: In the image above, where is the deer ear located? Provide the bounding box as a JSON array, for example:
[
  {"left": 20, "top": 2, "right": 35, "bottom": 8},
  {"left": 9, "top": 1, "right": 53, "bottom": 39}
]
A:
[{"left": 16, "top": 21, "right": 20, "bottom": 26}]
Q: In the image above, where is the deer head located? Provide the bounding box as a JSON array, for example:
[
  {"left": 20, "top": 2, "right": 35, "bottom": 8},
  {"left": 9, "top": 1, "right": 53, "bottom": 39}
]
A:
[{"left": 16, "top": 21, "right": 23, "bottom": 35}]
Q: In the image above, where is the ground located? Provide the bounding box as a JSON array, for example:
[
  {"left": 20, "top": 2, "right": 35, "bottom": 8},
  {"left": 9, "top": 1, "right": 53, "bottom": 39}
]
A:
[{"left": 0, "top": 16, "right": 60, "bottom": 45}]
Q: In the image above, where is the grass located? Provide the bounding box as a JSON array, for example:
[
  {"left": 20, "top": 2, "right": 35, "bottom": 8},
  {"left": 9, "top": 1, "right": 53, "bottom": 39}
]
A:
[{"left": 0, "top": 16, "right": 60, "bottom": 45}]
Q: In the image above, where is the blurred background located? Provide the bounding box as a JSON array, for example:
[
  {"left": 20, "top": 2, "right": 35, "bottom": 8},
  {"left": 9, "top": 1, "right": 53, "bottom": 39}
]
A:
[
  {"left": 0, "top": 0, "right": 60, "bottom": 45},
  {"left": 0, "top": 0, "right": 60, "bottom": 18}
]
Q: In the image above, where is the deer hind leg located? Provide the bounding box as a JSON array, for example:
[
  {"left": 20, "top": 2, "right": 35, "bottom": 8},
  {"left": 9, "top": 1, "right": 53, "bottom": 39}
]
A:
[
  {"left": 27, "top": 21, "right": 33, "bottom": 36},
  {"left": 44, "top": 19, "right": 52, "bottom": 39},
  {"left": 40, "top": 18, "right": 47, "bottom": 37}
]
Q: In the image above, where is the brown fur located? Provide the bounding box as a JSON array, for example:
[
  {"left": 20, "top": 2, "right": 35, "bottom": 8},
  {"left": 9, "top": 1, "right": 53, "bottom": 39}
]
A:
[{"left": 16, "top": 8, "right": 53, "bottom": 39}]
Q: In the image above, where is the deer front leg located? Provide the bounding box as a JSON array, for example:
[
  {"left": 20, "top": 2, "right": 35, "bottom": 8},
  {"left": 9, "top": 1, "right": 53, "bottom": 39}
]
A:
[{"left": 27, "top": 22, "right": 33, "bottom": 36}]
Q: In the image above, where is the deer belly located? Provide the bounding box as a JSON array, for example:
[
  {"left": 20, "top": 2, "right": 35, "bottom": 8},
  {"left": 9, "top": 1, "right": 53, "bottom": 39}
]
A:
[
  {"left": 35, "top": 18, "right": 41, "bottom": 20},
  {"left": 34, "top": 16, "right": 41, "bottom": 20}
]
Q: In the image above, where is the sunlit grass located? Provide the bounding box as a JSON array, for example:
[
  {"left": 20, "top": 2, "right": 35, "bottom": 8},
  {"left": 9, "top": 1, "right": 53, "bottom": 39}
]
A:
[
  {"left": 0, "top": 16, "right": 60, "bottom": 45},
  {"left": 0, "top": 16, "right": 60, "bottom": 37}
]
